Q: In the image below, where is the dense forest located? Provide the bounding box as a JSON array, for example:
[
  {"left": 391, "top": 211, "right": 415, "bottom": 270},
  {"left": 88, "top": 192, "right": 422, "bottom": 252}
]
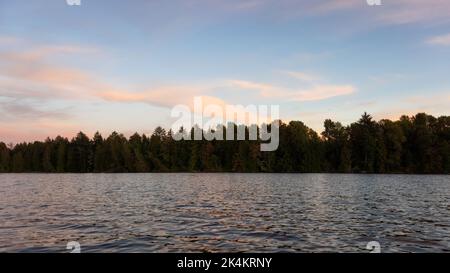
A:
[{"left": 0, "top": 113, "right": 449, "bottom": 174}]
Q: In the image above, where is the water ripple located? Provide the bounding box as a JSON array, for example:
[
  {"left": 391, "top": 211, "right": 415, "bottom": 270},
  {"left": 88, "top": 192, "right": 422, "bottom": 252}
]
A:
[{"left": 0, "top": 173, "right": 449, "bottom": 253}]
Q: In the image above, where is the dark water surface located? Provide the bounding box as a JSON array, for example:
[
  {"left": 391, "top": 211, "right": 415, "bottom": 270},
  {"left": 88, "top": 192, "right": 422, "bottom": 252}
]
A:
[{"left": 0, "top": 173, "right": 449, "bottom": 253}]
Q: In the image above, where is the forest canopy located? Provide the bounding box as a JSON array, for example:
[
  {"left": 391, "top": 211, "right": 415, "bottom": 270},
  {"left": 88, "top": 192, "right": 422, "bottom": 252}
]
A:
[{"left": 0, "top": 113, "right": 449, "bottom": 174}]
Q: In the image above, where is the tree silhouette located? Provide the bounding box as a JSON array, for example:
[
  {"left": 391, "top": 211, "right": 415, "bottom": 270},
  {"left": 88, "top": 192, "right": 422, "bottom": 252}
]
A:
[{"left": 0, "top": 112, "right": 448, "bottom": 174}]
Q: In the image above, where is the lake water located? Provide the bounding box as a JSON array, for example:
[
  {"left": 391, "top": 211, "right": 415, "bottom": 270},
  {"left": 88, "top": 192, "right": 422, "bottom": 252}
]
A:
[{"left": 0, "top": 174, "right": 449, "bottom": 253}]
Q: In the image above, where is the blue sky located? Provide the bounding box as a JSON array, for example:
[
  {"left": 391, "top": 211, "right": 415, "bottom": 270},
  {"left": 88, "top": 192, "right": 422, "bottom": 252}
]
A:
[{"left": 1, "top": 0, "right": 450, "bottom": 142}]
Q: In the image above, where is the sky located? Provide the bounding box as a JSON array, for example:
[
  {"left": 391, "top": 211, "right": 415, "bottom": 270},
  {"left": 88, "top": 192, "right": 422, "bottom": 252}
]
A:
[{"left": 1, "top": 0, "right": 450, "bottom": 143}]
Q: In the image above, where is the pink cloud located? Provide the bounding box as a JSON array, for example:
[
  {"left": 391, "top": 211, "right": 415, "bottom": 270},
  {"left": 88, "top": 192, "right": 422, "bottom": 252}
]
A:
[
  {"left": 278, "top": 0, "right": 450, "bottom": 26},
  {"left": 0, "top": 36, "right": 21, "bottom": 46},
  {"left": 292, "top": 85, "right": 356, "bottom": 101},
  {"left": 283, "top": 71, "right": 319, "bottom": 83},
  {"left": 229, "top": 76, "right": 356, "bottom": 102},
  {"left": 427, "top": 33, "right": 450, "bottom": 46},
  {"left": 229, "top": 80, "right": 274, "bottom": 91},
  {"left": 376, "top": 0, "right": 450, "bottom": 25}
]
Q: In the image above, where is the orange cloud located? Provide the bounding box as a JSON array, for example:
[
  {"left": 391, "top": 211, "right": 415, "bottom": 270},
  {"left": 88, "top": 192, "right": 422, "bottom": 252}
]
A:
[
  {"left": 1, "top": 43, "right": 228, "bottom": 109},
  {"left": 0, "top": 43, "right": 103, "bottom": 101},
  {"left": 98, "top": 84, "right": 218, "bottom": 108}
]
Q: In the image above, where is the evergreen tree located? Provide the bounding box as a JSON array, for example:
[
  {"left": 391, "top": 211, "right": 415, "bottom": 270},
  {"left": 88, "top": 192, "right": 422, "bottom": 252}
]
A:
[
  {"left": 350, "top": 113, "right": 378, "bottom": 173},
  {"left": 0, "top": 142, "right": 10, "bottom": 172},
  {"left": 1, "top": 113, "right": 448, "bottom": 174}
]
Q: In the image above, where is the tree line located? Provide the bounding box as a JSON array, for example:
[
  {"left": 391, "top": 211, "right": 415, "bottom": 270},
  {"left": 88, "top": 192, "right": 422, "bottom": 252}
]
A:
[{"left": 0, "top": 113, "right": 449, "bottom": 174}]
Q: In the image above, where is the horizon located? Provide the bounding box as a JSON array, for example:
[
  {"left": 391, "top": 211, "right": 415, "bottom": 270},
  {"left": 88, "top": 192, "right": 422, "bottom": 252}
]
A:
[
  {"left": 0, "top": 110, "right": 446, "bottom": 145},
  {"left": 1, "top": 0, "right": 450, "bottom": 143}
]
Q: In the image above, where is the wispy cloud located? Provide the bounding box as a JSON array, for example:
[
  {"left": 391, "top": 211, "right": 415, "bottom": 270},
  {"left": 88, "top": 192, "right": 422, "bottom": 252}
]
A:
[
  {"left": 282, "top": 71, "right": 319, "bottom": 83},
  {"left": 0, "top": 41, "right": 356, "bottom": 141},
  {"left": 426, "top": 33, "right": 450, "bottom": 46},
  {"left": 373, "top": 93, "right": 450, "bottom": 121},
  {"left": 0, "top": 36, "right": 21, "bottom": 46},
  {"left": 0, "top": 41, "right": 228, "bottom": 111},
  {"left": 0, "top": 41, "right": 108, "bottom": 140},
  {"left": 284, "top": 0, "right": 450, "bottom": 26},
  {"left": 309, "top": 0, "right": 362, "bottom": 14},
  {"left": 0, "top": 100, "right": 72, "bottom": 122},
  {"left": 230, "top": 69, "right": 355, "bottom": 102},
  {"left": 98, "top": 85, "right": 219, "bottom": 108},
  {"left": 0, "top": 51, "right": 98, "bottom": 100},
  {"left": 228, "top": 80, "right": 273, "bottom": 91},
  {"left": 136, "top": 0, "right": 450, "bottom": 28},
  {"left": 229, "top": 79, "right": 356, "bottom": 101},
  {"left": 376, "top": 0, "right": 450, "bottom": 25},
  {"left": 292, "top": 85, "right": 355, "bottom": 101}
]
